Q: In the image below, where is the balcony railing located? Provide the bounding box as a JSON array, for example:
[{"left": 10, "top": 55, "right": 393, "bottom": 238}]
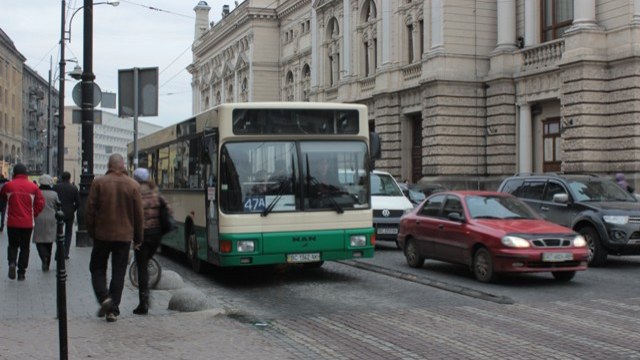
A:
[
  {"left": 325, "top": 87, "right": 338, "bottom": 101},
  {"left": 521, "top": 39, "right": 565, "bottom": 72},
  {"left": 402, "top": 62, "right": 422, "bottom": 81},
  {"left": 359, "top": 77, "right": 375, "bottom": 92}
]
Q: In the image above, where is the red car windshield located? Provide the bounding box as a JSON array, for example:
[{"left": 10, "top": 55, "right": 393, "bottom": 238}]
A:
[{"left": 466, "top": 195, "right": 540, "bottom": 220}]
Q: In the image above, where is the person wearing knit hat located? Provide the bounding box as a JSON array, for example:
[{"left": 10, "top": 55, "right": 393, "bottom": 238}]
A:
[
  {"left": 133, "top": 168, "right": 150, "bottom": 182},
  {"left": 33, "top": 174, "right": 60, "bottom": 271},
  {"left": 0, "top": 163, "right": 45, "bottom": 281},
  {"left": 131, "top": 167, "right": 164, "bottom": 315}
]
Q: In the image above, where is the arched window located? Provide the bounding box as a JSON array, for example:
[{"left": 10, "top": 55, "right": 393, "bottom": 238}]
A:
[
  {"left": 360, "top": 0, "right": 378, "bottom": 77},
  {"left": 326, "top": 17, "right": 341, "bottom": 87},
  {"left": 241, "top": 78, "right": 248, "bottom": 102},
  {"left": 285, "top": 71, "right": 294, "bottom": 101},
  {"left": 302, "top": 64, "right": 311, "bottom": 101}
]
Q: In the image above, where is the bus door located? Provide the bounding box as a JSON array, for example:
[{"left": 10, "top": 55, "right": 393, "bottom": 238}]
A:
[{"left": 203, "top": 131, "right": 220, "bottom": 255}]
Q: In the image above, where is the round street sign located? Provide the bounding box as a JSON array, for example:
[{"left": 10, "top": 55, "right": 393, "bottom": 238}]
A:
[{"left": 72, "top": 82, "right": 103, "bottom": 108}]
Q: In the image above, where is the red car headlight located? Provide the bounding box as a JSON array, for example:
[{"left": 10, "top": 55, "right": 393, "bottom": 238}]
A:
[{"left": 501, "top": 236, "right": 531, "bottom": 248}]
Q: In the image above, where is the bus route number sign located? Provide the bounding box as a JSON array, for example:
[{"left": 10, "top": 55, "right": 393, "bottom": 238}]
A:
[{"left": 244, "top": 195, "right": 266, "bottom": 212}]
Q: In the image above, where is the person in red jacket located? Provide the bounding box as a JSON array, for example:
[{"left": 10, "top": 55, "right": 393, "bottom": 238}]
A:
[{"left": 0, "top": 164, "right": 45, "bottom": 281}]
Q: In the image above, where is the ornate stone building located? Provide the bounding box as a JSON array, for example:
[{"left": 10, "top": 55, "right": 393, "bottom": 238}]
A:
[
  {"left": 0, "top": 28, "right": 25, "bottom": 177},
  {"left": 23, "top": 66, "right": 59, "bottom": 176},
  {"left": 189, "top": 0, "right": 640, "bottom": 189}
]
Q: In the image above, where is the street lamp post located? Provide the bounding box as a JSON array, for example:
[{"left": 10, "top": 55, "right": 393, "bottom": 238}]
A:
[
  {"left": 58, "top": 0, "right": 66, "bottom": 180},
  {"left": 59, "top": 0, "right": 118, "bottom": 247},
  {"left": 76, "top": 0, "right": 96, "bottom": 248}
]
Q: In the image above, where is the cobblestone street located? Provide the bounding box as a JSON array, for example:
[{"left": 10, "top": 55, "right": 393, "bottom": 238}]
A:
[{"left": 1, "top": 235, "right": 640, "bottom": 359}]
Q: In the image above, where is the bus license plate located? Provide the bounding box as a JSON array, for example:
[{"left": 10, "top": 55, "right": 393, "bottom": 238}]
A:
[
  {"left": 542, "top": 252, "right": 573, "bottom": 262},
  {"left": 287, "top": 253, "right": 320, "bottom": 263},
  {"left": 377, "top": 227, "right": 398, "bottom": 235}
]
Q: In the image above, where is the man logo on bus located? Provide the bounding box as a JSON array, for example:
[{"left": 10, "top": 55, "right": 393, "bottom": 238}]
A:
[{"left": 292, "top": 236, "right": 316, "bottom": 242}]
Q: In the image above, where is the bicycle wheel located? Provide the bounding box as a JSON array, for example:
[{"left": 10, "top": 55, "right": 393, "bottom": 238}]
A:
[
  {"left": 147, "top": 257, "right": 162, "bottom": 289},
  {"left": 129, "top": 260, "right": 139, "bottom": 288},
  {"left": 128, "top": 257, "right": 162, "bottom": 289}
]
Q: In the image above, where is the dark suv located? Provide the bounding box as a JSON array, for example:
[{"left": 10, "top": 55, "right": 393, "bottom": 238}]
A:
[{"left": 498, "top": 173, "right": 640, "bottom": 266}]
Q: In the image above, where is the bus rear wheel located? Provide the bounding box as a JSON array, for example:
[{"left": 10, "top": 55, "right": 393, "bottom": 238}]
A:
[{"left": 186, "top": 231, "right": 202, "bottom": 273}]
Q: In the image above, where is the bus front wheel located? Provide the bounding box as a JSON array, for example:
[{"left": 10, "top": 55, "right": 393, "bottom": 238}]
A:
[{"left": 186, "top": 230, "right": 202, "bottom": 273}]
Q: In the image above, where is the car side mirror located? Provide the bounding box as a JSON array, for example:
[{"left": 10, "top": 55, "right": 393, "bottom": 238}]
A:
[
  {"left": 552, "top": 193, "right": 569, "bottom": 204},
  {"left": 448, "top": 212, "right": 464, "bottom": 222}
]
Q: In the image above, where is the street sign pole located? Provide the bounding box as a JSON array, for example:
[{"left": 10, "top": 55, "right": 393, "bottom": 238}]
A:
[{"left": 133, "top": 67, "right": 139, "bottom": 169}]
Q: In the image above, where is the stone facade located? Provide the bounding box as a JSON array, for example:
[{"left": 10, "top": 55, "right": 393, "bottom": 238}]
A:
[
  {"left": 22, "top": 66, "right": 59, "bottom": 176},
  {"left": 190, "top": 0, "right": 640, "bottom": 189},
  {"left": 0, "top": 28, "right": 25, "bottom": 177}
]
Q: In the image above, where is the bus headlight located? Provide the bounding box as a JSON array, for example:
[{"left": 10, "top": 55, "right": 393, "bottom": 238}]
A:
[
  {"left": 350, "top": 235, "right": 367, "bottom": 247},
  {"left": 237, "top": 240, "right": 255, "bottom": 253}
]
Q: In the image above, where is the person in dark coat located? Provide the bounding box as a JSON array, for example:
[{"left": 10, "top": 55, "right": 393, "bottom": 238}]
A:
[
  {"left": 0, "top": 164, "right": 45, "bottom": 281},
  {"left": 33, "top": 175, "right": 60, "bottom": 271},
  {"left": 53, "top": 171, "right": 80, "bottom": 259},
  {"left": 132, "top": 167, "right": 164, "bottom": 315},
  {"left": 86, "top": 154, "right": 143, "bottom": 322}
]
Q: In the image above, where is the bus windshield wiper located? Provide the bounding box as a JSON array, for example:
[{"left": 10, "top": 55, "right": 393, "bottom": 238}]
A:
[
  {"left": 323, "top": 193, "right": 344, "bottom": 214},
  {"left": 261, "top": 179, "right": 290, "bottom": 217}
]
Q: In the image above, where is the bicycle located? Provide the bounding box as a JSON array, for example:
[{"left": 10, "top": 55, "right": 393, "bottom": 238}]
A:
[{"left": 128, "top": 253, "right": 162, "bottom": 289}]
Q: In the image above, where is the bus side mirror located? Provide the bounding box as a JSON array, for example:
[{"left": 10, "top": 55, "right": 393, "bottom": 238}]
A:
[{"left": 370, "top": 132, "right": 381, "bottom": 160}]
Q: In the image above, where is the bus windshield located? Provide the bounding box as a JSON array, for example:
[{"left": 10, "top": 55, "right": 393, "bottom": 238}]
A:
[{"left": 219, "top": 140, "right": 370, "bottom": 214}]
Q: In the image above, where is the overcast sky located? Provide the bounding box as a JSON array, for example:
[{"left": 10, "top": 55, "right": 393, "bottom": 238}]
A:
[{"left": 1, "top": 0, "right": 232, "bottom": 128}]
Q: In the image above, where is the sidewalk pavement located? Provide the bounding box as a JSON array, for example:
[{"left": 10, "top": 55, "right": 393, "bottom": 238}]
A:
[{"left": 0, "top": 230, "right": 295, "bottom": 360}]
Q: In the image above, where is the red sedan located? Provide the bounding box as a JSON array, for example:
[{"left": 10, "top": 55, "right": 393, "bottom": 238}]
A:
[{"left": 397, "top": 191, "right": 589, "bottom": 282}]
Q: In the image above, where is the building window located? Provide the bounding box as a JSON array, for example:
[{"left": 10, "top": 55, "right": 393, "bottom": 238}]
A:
[
  {"left": 360, "top": 0, "right": 378, "bottom": 77},
  {"left": 285, "top": 71, "right": 294, "bottom": 101},
  {"left": 541, "top": 0, "right": 573, "bottom": 42},
  {"left": 326, "top": 17, "right": 340, "bottom": 87},
  {"left": 105, "top": 145, "right": 113, "bottom": 154},
  {"left": 407, "top": 23, "right": 414, "bottom": 63},
  {"left": 542, "top": 117, "right": 561, "bottom": 172},
  {"left": 302, "top": 64, "right": 311, "bottom": 101}
]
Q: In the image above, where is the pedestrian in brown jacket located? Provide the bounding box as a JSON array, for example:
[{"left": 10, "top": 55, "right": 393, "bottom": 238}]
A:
[{"left": 86, "top": 154, "right": 143, "bottom": 323}]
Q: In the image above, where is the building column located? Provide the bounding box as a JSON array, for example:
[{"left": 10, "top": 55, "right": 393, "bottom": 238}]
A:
[
  {"left": 570, "top": 0, "right": 598, "bottom": 30},
  {"left": 524, "top": 0, "right": 536, "bottom": 46},
  {"left": 381, "top": 0, "right": 392, "bottom": 65},
  {"left": 518, "top": 104, "right": 532, "bottom": 173},
  {"left": 248, "top": 35, "right": 254, "bottom": 101},
  {"left": 221, "top": 78, "right": 226, "bottom": 102},
  {"left": 496, "top": 0, "right": 516, "bottom": 50},
  {"left": 342, "top": 0, "right": 351, "bottom": 76},
  {"left": 234, "top": 71, "right": 238, "bottom": 101},
  {"left": 634, "top": 0, "right": 640, "bottom": 24},
  {"left": 431, "top": 0, "right": 443, "bottom": 51},
  {"left": 368, "top": 39, "right": 375, "bottom": 74},
  {"left": 311, "top": 8, "right": 318, "bottom": 88}
]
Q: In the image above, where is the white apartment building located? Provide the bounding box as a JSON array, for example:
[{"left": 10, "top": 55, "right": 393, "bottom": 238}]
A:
[
  {"left": 189, "top": 0, "right": 640, "bottom": 189},
  {"left": 63, "top": 106, "right": 162, "bottom": 184}
]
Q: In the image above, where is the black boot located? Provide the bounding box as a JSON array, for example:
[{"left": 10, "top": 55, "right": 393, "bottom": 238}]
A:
[{"left": 133, "top": 291, "right": 149, "bottom": 315}]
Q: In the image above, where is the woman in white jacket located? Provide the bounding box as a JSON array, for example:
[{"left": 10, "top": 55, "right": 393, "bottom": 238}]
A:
[{"left": 33, "top": 174, "right": 60, "bottom": 271}]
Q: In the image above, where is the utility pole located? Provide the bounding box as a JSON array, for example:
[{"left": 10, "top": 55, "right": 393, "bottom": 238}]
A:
[
  {"left": 76, "top": 0, "right": 95, "bottom": 247},
  {"left": 58, "top": 0, "right": 66, "bottom": 179}
]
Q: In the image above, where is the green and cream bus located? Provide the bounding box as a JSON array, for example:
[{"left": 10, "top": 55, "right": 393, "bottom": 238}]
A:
[{"left": 128, "top": 102, "right": 379, "bottom": 271}]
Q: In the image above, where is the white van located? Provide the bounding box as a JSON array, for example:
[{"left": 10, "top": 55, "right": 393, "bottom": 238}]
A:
[{"left": 371, "top": 170, "right": 414, "bottom": 248}]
